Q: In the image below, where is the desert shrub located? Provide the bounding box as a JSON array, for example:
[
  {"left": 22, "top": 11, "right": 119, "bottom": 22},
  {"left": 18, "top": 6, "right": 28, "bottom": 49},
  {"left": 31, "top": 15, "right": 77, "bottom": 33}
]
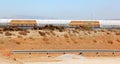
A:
[
  {"left": 59, "top": 29, "right": 63, "bottom": 32},
  {"left": 116, "top": 32, "right": 120, "bottom": 35},
  {"left": 13, "top": 58, "right": 16, "bottom": 61},
  {"left": 56, "top": 35, "right": 59, "bottom": 37},
  {"left": 50, "top": 31, "right": 56, "bottom": 36},
  {"left": 0, "top": 31, "right": 3, "bottom": 34},
  {"left": 108, "top": 40, "right": 113, "bottom": 44},
  {"left": 39, "top": 31, "right": 46, "bottom": 36},
  {"left": 5, "top": 32, "right": 12, "bottom": 36},
  {"left": 100, "top": 29, "right": 106, "bottom": 32},
  {"left": 93, "top": 40, "right": 97, "bottom": 43},
  {"left": 80, "top": 24, "right": 93, "bottom": 31},
  {"left": 74, "top": 41, "right": 78, "bottom": 44},
  {"left": 106, "top": 32, "right": 111, "bottom": 35},
  {"left": 0, "top": 28, "right": 4, "bottom": 31},
  {"left": 94, "top": 30, "right": 98, "bottom": 33},
  {"left": 87, "top": 31, "right": 91, "bottom": 34},
  {"left": 43, "top": 38, "right": 49, "bottom": 41},
  {"left": 79, "top": 37, "right": 83, "bottom": 39},
  {"left": 72, "top": 30, "right": 78, "bottom": 33},
  {"left": 18, "top": 31, "right": 27, "bottom": 35},
  {"left": 117, "top": 39, "right": 120, "bottom": 42},
  {"left": 24, "top": 30, "right": 30, "bottom": 33},
  {"left": 57, "top": 26, "right": 64, "bottom": 32},
  {"left": 38, "top": 25, "right": 65, "bottom": 31},
  {"left": 29, "top": 37, "right": 33, "bottom": 39},
  {"left": 17, "top": 35, "right": 22, "bottom": 38},
  {"left": 64, "top": 34, "right": 69, "bottom": 38},
  {"left": 45, "top": 32, "right": 50, "bottom": 35},
  {"left": 16, "top": 42, "right": 20, "bottom": 45},
  {"left": 24, "top": 38, "right": 26, "bottom": 41}
]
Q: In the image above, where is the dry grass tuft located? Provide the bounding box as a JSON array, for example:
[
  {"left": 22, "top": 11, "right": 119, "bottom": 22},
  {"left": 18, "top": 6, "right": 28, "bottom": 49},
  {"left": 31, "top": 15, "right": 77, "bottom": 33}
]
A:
[
  {"left": 115, "top": 32, "right": 120, "bottom": 35},
  {"left": 79, "top": 25, "right": 93, "bottom": 31},
  {"left": 43, "top": 37, "right": 49, "bottom": 41},
  {"left": 94, "top": 30, "right": 98, "bottom": 33},
  {"left": 17, "top": 35, "right": 22, "bottom": 38},
  {"left": 100, "top": 29, "right": 106, "bottom": 32},
  {"left": 64, "top": 34, "right": 69, "bottom": 38},
  {"left": 45, "top": 32, "right": 50, "bottom": 35},
  {"left": 108, "top": 40, "right": 113, "bottom": 44},
  {"left": 106, "top": 32, "right": 111, "bottom": 35},
  {"left": 24, "top": 30, "right": 30, "bottom": 33},
  {"left": 16, "top": 42, "right": 20, "bottom": 45},
  {"left": 18, "top": 31, "right": 27, "bottom": 35},
  {"left": 0, "top": 31, "right": 3, "bottom": 34},
  {"left": 117, "top": 39, "right": 120, "bottom": 42},
  {"left": 5, "top": 32, "right": 12, "bottom": 36},
  {"left": 50, "top": 31, "right": 56, "bottom": 36},
  {"left": 73, "top": 41, "right": 78, "bottom": 44},
  {"left": 93, "top": 40, "right": 97, "bottom": 43},
  {"left": 39, "top": 31, "right": 46, "bottom": 36}
]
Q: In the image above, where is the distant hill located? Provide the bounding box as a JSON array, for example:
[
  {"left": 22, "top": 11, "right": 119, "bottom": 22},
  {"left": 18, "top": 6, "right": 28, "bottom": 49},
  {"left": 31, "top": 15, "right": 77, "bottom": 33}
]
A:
[{"left": 1, "top": 15, "right": 56, "bottom": 19}]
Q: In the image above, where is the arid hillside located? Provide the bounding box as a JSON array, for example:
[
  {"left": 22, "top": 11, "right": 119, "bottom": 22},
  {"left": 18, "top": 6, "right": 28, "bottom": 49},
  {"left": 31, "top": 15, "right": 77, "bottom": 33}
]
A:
[{"left": 0, "top": 28, "right": 120, "bottom": 52}]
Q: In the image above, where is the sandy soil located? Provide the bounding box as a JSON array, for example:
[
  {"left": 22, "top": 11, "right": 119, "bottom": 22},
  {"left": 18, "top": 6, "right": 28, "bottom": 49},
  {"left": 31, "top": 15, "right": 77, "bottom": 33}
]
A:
[
  {"left": 0, "top": 29, "right": 120, "bottom": 51},
  {"left": 24, "top": 58, "right": 120, "bottom": 64},
  {"left": 0, "top": 28, "right": 119, "bottom": 64},
  {"left": 19, "top": 54, "right": 120, "bottom": 64},
  {"left": 0, "top": 55, "right": 23, "bottom": 64}
]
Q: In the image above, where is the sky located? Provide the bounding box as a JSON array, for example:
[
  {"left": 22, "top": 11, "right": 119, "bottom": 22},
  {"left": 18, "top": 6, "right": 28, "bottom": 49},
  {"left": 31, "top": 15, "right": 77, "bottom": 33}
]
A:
[{"left": 0, "top": 0, "right": 120, "bottom": 20}]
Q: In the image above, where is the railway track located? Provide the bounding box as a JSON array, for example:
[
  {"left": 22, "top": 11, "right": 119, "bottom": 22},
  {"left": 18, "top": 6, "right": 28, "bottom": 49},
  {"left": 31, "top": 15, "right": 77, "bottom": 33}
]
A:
[{"left": 11, "top": 50, "right": 120, "bottom": 54}]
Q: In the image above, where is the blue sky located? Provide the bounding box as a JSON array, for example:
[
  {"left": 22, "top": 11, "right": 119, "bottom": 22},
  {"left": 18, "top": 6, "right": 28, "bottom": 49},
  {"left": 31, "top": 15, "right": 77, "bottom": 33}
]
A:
[{"left": 0, "top": 0, "right": 120, "bottom": 19}]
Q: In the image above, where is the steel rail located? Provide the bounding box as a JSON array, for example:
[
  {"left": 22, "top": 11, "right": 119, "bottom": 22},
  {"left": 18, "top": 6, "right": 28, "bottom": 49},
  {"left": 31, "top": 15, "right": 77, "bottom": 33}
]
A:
[{"left": 11, "top": 50, "right": 120, "bottom": 54}]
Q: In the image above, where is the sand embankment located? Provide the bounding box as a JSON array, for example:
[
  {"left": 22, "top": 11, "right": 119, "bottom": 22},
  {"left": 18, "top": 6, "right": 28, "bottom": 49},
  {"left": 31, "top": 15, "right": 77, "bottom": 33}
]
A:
[{"left": 0, "top": 29, "right": 119, "bottom": 50}]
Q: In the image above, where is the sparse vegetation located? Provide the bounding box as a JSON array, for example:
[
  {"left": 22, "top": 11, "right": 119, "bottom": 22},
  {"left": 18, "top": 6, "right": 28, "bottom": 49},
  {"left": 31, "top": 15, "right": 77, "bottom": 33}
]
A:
[
  {"left": 17, "top": 35, "right": 22, "bottom": 38},
  {"left": 16, "top": 42, "right": 20, "bottom": 45},
  {"left": 24, "top": 30, "right": 30, "bottom": 33},
  {"left": 24, "top": 38, "right": 26, "bottom": 41},
  {"left": 100, "top": 29, "right": 106, "bottom": 32},
  {"left": 106, "top": 32, "right": 111, "bottom": 35},
  {"left": 64, "top": 34, "right": 69, "bottom": 38},
  {"left": 75, "top": 25, "right": 92, "bottom": 31},
  {"left": 18, "top": 31, "right": 27, "bottom": 35},
  {"left": 115, "top": 32, "right": 120, "bottom": 35},
  {"left": 29, "top": 37, "right": 33, "bottom": 39},
  {"left": 50, "top": 31, "right": 56, "bottom": 36},
  {"left": 93, "top": 40, "right": 97, "bottom": 43},
  {"left": 117, "top": 39, "right": 120, "bottom": 42},
  {"left": 43, "top": 37, "right": 49, "bottom": 41},
  {"left": 73, "top": 41, "right": 78, "bottom": 44},
  {"left": 45, "top": 32, "right": 50, "bottom": 35},
  {"left": 88, "top": 31, "right": 91, "bottom": 34},
  {"left": 5, "top": 32, "right": 12, "bottom": 36},
  {"left": 72, "top": 30, "right": 79, "bottom": 34},
  {"left": 37, "top": 25, "right": 65, "bottom": 32},
  {"left": 66, "top": 40, "right": 70, "bottom": 43},
  {"left": 108, "top": 40, "right": 113, "bottom": 44},
  {"left": 39, "top": 31, "right": 46, "bottom": 36},
  {"left": 94, "top": 30, "right": 98, "bottom": 33},
  {"left": 0, "top": 31, "right": 3, "bottom": 34}
]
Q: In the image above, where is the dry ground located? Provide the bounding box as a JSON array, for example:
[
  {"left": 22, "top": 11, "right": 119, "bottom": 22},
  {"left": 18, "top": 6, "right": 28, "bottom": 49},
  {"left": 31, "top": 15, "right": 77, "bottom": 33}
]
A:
[
  {"left": 0, "top": 28, "right": 120, "bottom": 63},
  {"left": 0, "top": 29, "right": 120, "bottom": 50},
  {"left": 0, "top": 29, "right": 119, "bottom": 55}
]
